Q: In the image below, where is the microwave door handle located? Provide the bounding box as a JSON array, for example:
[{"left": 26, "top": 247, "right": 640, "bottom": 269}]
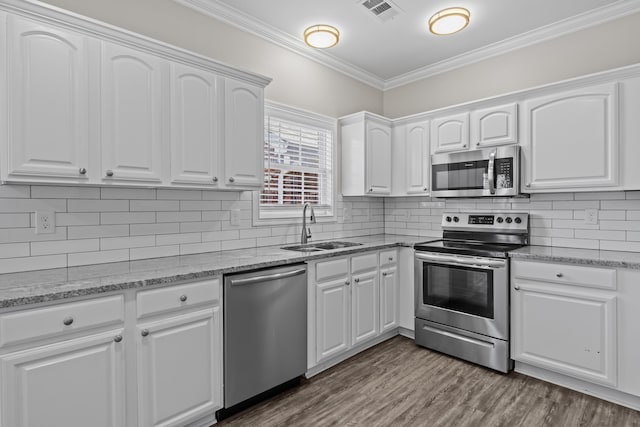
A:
[{"left": 488, "top": 150, "right": 496, "bottom": 195}]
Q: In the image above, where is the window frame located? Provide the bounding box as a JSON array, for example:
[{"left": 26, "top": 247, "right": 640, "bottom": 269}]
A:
[{"left": 252, "top": 101, "right": 337, "bottom": 226}]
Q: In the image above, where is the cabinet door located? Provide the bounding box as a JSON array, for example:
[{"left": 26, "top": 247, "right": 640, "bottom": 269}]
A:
[
  {"left": 431, "top": 112, "right": 469, "bottom": 153},
  {"left": 512, "top": 282, "right": 617, "bottom": 386},
  {"left": 5, "top": 16, "right": 89, "bottom": 181},
  {"left": 223, "top": 78, "right": 264, "bottom": 188},
  {"left": 351, "top": 270, "right": 379, "bottom": 346},
  {"left": 523, "top": 83, "right": 618, "bottom": 191},
  {"left": 405, "top": 121, "right": 430, "bottom": 194},
  {"left": 365, "top": 121, "right": 391, "bottom": 194},
  {"left": 380, "top": 266, "right": 398, "bottom": 333},
  {"left": 170, "top": 64, "right": 219, "bottom": 186},
  {"left": 316, "top": 277, "right": 350, "bottom": 362},
  {"left": 137, "top": 308, "right": 221, "bottom": 427},
  {"left": 0, "top": 330, "right": 126, "bottom": 427},
  {"left": 470, "top": 103, "right": 518, "bottom": 148},
  {"left": 101, "top": 42, "right": 165, "bottom": 183}
]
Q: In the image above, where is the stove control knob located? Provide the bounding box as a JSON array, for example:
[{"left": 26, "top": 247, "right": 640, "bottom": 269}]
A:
[
  {"left": 446, "top": 216, "right": 452, "bottom": 222},
  {"left": 514, "top": 217, "right": 522, "bottom": 224},
  {"left": 496, "top": 217, "right": 504, "bottom": 223},
  {"left": 453, "top": 216, "right": 459, "bottom": 223},
  {"left": 505, "top": 217, "right": 513, "bottom": 224}
]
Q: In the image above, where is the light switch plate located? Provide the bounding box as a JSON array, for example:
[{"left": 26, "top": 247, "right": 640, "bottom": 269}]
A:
[{"left": 230, "top": 209, "right": 240, "bottom": 226}]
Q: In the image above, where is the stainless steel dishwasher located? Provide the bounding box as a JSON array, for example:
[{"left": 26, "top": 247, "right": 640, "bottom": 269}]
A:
[{"left": 219, "top": 263, "right": 307, "bottom": 419}]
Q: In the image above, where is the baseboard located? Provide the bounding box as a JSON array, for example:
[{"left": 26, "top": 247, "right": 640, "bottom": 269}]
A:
[
  {"left": 515, "top": 362, "right": 640, "bottom": 411},
  {"left": 306, "top": 329, "right": 399, "bottom": 378},
  {"left": 186, "top": 411, "right": 218, "bottom": 427},
  {"left": 397, "top": 326, "right": 414, "bottom": 339}
]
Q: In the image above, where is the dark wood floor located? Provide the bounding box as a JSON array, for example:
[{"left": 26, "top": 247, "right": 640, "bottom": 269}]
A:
[{"left": 216, "top": 336, "right": 640, "bottom": 427}]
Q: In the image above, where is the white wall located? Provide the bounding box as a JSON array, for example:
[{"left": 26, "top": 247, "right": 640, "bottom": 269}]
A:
[
  {"left": 39, "top": 0, "right": 383, "bottom": 118},
  {"left": 384, "top": 12, "right": 640, "bottom": 118}
]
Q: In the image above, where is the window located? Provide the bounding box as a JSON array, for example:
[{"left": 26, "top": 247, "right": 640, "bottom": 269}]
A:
[{"left": 255, "top": 102, "right": 336, "bottom": 223}]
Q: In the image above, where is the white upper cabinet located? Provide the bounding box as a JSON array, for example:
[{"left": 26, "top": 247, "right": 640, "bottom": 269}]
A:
[
  {"left": 470, "top": 103, "right": 518, "bottom": 148},
  {"left": 100, "top": 42, "right": 165, "bottom": 184},
  {"left": 170, "top": 64, "right": 220, "bottom": 186},
  {"left": 431, "top": 112, "right": 469, "bottom": 153},
  {"left": 223, "top": 78, "right": 264, "bottom": 189},
  {"left": 404, "top": 120, "right": 430, "bottom": 194},
  {"left": 522, "top": 83, "right": 619, "bottom": 192},
  {"left": 341, "top": 112, "right": 391, "bottom": 196},
  {"left": 3, "top": 16, "right": 90, "bottom": 182}
]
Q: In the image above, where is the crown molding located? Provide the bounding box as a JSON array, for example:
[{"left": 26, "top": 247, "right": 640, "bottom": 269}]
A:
[
  {"left": 175, "top": 0, "right": 385, "bottom": 90},
  {"left": 384, "top": 0, "right": 640, "bottom": 90},
  {"left": 175, "top": 0, "right": 640, "bottom": 92}
]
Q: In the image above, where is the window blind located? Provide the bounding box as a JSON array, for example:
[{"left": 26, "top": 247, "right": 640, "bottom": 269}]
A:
[{"left": 260, "top": 115, "right": 333, "bottom": 209}]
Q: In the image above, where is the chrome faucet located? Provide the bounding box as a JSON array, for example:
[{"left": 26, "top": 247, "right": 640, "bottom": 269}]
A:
[{"left": 301, "top": 203, "right": 316, "bottom": 244}]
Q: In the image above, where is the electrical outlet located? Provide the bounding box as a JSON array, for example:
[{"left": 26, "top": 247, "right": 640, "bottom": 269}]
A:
[
  {"left": 343, "top": 207, "right": 352, "bottom": 222},
  {"left": 364, "top": 208, "right": 370, "bottom": 221},
  {"left": 36, "top": 211, "right": 55, "bottom": 234},
  {"left": 230, "top": 209, "right": 240, "bottom": 226},
  {"left": 404, "top": 210, "right": 411, "bottom": 221},
  {"left": 584, "top": 209, "right": 599, "bottom": 225}
]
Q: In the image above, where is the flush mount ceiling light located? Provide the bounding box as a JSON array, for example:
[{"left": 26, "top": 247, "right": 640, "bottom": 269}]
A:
[
  {"left": 303, "top": 24, "right": 340, "bottom": 48},
  {"left": 429, "top": 7, "right": 470, "bottom": 35}
]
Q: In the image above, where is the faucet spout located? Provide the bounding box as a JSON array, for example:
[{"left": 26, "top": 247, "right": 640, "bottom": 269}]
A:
[{"left": 301, "top": 203, "right": 316, "bottom": 244}]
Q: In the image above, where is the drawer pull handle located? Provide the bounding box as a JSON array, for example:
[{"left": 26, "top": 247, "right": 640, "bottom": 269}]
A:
[
  {"left": 514, "top": 285, "right": 520, "bottom": 291},
  {"left": 63, "top": 316, "right": 74, "bottom": 326},
  {"left": 114, "top": 335, "right": 123, "bottom": 343},
  {"left": 556, "top": 273, "right": 563, "bottom": 278},
  {"left": 79, "top": 167, "right": 87, "bottom": 175},
  {"left": 141, "top": 329, "right": 149, "bottom": 337},
  {"left": 180, "top": 294, "right": 188, "bottom": 302}
]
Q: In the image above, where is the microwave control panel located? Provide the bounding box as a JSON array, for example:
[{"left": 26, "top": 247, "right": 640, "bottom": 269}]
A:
[{"left": 495, "top": 158, "right": 513, "bottom": 189}]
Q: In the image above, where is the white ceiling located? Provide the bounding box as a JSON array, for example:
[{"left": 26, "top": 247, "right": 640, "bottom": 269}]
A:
[{"left": 177, "top": 0, "right": 640, "bottom": 89}]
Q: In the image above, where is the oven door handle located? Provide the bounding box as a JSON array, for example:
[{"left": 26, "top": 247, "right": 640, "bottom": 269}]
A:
[{"left": 415, "top": 252, "right": 506, "bottom": 269}]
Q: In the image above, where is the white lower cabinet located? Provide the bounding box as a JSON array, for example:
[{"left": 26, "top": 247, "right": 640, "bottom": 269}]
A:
[
  {"left": 0, "top": 278, "right": 222, "bottom": 427},
  {"left": 511, "top": 260, "right": 618, "bottom": 387},
  {"left": 310, "top": 250, "right": 397, "bottom": 367},
  {"left": 137, "top": 307, "right": 221, "bottom": 427}
]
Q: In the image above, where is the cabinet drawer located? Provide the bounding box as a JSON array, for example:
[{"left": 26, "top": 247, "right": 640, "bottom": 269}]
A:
[
  {"left": 316, "top": 258, "right": 349, "bottom": 282},
  {"left": 379, "top": 250, "right": 397, "bottom": 266},
  {"left": 137, "top": 278, "right": 220, "bottom": 319},
  {"left": 0, "top": 295, "right": 124, "bottom": 349},
  {"left": 351, "top": 253, "right": 378, "bottom": 274},
  {"left": 513, "top": 260, "right": 616, "bottom": 290}
]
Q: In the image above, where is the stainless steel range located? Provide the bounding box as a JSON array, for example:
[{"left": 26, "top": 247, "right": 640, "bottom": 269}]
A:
[{"left": 414, "top": 212, "right": 529, "bottom": 373}]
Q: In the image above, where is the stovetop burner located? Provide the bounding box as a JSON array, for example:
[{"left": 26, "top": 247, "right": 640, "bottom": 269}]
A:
[{"left": 414, "top": 212, "right": 529, "bottom": 258}]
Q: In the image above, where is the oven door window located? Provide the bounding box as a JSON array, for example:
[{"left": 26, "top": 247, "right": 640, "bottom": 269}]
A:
[{"left": 423, "top": 263, "right": 494, "bottom": 319}]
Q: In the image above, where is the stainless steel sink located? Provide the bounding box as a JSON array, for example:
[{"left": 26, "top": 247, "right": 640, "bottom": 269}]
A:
[{"left": 281, "top": 241, "right": 363, "bottom": 252}]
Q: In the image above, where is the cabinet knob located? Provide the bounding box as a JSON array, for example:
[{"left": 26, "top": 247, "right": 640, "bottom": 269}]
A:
[
  {"left": 556, "top": 273, "right": 563, "bottom": 278},
  {"left": 228, "top": 177, "right": 235, "bottom": 183},
  {"left": 423, "top": 187, "right": 427, "bottom": 191},
  {"left": 179, "top": 294, "right": 187, "bottom": 302},
  {"left": 62, "top": 316, "right": 74, "bottom": 326},
  {"left": 345, "top": 280, "right": 350, "bottom": 286},
  {"left": 354, "top": 278, "right": 360, "bottom": 283},
  {"left": 368, "top": 188, "right": 373, "bottom": 192},
  {"left": 514, "top": 285, "right": 520, "bottom": 291},
  {"left": 79, "top": 167, "right": 87, "bottom": 175},
  {"left": 462, "top": 144, "right": 467, "bottom": 148},
  {"left": 114, "top": 335, "right": 123, "bottom": 343},
  {"left": 141, "top": 329, "right": 149, "bottom": 337},
  {"left": 388, "top": 257, "right": 393, "bottom": 261},
  {"left": 212, "top": 177, "right": 218, "bottom": 182},
  {"left": 106, "top": 170, "right": 114, "bottom": 177},
  {"left": 525, "top": 183, "right": 531, "bottom": 188},
  {"left": 382, "top": 272, "right": 387, "bottom": 277},
  {"left": 476, "top": 142, "right": 480, "bottom": 146}
]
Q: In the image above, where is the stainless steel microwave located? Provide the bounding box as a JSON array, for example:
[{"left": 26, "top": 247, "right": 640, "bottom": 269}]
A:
[{"left": 430, "top": 145, "right": 520, "bottom": 198}]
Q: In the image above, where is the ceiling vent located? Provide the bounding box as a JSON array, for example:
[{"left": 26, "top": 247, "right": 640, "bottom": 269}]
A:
[{"left": 359, "top": 0, "right": 402, "bottom": 22}]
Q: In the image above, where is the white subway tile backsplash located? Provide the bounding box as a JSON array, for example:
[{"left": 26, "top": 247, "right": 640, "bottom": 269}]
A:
[
  {"left": 0, "top": 254, "right": 66, "bottom": 274},
  {"left": 222, "top": 238, "right": 256, "bottom": 251},
  {"left": 68, "top": 224, "right": 129, "bottom": 239},
  {"left": 180, "top": 201, "right": 221, "bottom": 211},
  {"left": 575, "top": 191, "right": 625, "bottom": 200},
  {"left": 240, "top": 228, "right": 271, "bottom": 239},
  {"left": 202, "top": 230, "right": 239, "bottom": 242},
  {"left": 600, "top": 220, "right": 640, "bottom": 231},
  {"left": 130, "top": 223, "right": 179, "bottom": 236},
  {"left": 0, "top": 227, "right": 67, "bottom": 243},
  {"left": 0, "top": 213, "right": 30, "bottom": 228},
  {"left": 600, "top": 241, "right": 640, "bottom": 252},
  {"left": 100, "top": 236, "right": 156, "bottom": 250},
  {"left": 131, "top": 200, "right": 179, "bottom": 211},
  {"left": 101, "top": 188, "right": 156, "bottom": 200},
  {"left": 601, "top": 200, "right": 640, "bottom": 210},
  {"left": 552, "top": 200, "right": 600, "bottom": 210},
  {"left": 179, "top": 221, "right": 221, "bottom": 233},
  {"left": 202, "top": 192, "right": 241, "bottom": 201},
  {"left": 0, "top": 243, "right": 30, "bottom": 259},
  {"left": 69, "top": 200, "right": 129, "bottom": 212},
  {"left": 551, "top": 238, "right": 599, "bottom": 250},
  {"left": 101, "top": 212, "right": 155, "bottom": 225},
  {"left": 157, "top": 211, "right": 202, "bottom": 223},
  {"left": 180, "top": 241, "right": 221, "bottom": 255},
  {"left": 627, "top": 211, "right": 640, "bottom": 220},
  {"left": 0, "top": 199, "right": 66, "bottom": 213},
  {"left": 156, "top": 233, "right": 200, "bottom": 246},
  {"left": 157, "top": 189, "right": 202, "bottom": 200},
  {"left": 201, "top": 211, "right": 230, "bottom": 221},
  {"left": 32, "top": 186, "right": 100, "bottom": 199},
  {"left": 68, "top": 249, "right": 129, "bottom": 267},
  {"left": 130, "top": 245, "right": 179, "bottom": 260},
  {"left": 56, "top": 213, "right": 100, "bottom": 226},
  {"left": 31, "top": 239, "right": 100, "bottom": 256},
  {"left": 574, "top": 229, "right": 625, "bottom": 241},
  {"left": 0, "top": 185, "right": 30, "bottom": 198}
]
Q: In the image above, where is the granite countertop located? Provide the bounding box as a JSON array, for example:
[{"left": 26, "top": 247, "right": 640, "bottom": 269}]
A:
[
  {"left": 509, "top": 245, "right": 640, "bottom": 270},
  {"left": 0, "top": 234, "right": 427, "bottom": 309}
]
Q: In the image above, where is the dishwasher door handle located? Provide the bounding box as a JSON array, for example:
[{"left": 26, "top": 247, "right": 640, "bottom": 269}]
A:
[{"left": 228, "top": 267, "right": 307, "bottom": 286}]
